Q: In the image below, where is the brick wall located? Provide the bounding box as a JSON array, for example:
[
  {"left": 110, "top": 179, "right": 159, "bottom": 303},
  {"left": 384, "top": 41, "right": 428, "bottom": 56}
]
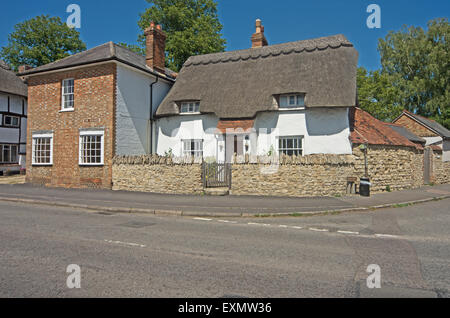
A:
[
  {"left": 26, "top": 63, "right": 117, "bottom": 188},
  {"left": 395, "top": 114, "right": 438, "bottom": 137}
]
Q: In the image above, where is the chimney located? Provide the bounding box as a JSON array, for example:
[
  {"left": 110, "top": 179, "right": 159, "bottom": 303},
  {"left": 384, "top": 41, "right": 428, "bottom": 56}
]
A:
[
  {"left": 251, "top": 19, "right": 268, "bottom": 48},
  {"left": 144, "top": 22, "right": 167, "bottom": 74},
  {"left": 18, "top": 65, "right": 32, "bottom": 73}
]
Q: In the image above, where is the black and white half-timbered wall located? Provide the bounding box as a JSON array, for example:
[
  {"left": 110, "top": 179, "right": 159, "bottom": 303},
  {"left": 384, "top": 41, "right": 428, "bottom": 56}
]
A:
[{"left": 0, "top": 61, "right": 28, "bottom": 175}]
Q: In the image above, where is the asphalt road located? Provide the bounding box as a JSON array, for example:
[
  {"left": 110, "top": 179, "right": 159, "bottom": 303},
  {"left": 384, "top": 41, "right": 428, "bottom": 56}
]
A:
[{"left": 0, "top": 199, "right": 449, "bottom": 298}]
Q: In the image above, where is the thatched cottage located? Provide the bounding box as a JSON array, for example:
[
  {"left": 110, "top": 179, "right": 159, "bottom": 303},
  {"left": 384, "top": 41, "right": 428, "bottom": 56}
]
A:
[{"left": 155, "top": 20, "right": 358, "bottom": 162}]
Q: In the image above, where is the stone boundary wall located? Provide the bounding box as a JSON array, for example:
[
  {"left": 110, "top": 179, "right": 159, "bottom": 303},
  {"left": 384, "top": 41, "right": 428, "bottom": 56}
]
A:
[
  {"left": 112, "top": 146, "right": 448, "bottom": 197},
  {"left": 432, "top": 150, "right": 450, "bottom": 185},
  {"left": 112, "top": 155, "right": 203, "bottom": 195}
]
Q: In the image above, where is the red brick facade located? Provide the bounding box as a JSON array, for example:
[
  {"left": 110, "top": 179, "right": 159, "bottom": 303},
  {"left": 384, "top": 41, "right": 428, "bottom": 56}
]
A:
[
  {"left": 394, "top": 114, "right": 438, "bottom": 137},
  {"left": 26, "top": 63, "right": 117, "bottom": 189}
]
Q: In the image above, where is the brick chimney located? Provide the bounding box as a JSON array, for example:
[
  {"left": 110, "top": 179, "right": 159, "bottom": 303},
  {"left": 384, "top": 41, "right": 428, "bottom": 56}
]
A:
[
  {"left": 18, "top": 65, "right": 32, "bottom": 73},
  {"left": 144, "top": 22, "right": 167, "bottom": 74},
  {"left": 251, "top": 19, "right": 268, "bottom": 48}
]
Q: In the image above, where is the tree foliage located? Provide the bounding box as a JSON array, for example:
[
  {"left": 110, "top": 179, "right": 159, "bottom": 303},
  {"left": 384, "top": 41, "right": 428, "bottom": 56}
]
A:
[
  {"left": 137, "top": 0, "right": 226, "bottom": 71},
  {"left": 358, "top": 18, "right": 449, "bottom": 128},
  {"left": 0, "top": 15, "right": 86, "bottom": 71}
]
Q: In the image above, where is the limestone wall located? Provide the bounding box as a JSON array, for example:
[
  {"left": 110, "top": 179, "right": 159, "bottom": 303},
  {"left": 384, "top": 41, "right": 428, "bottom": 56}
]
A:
[
  {"left": 112, "top": 145, "right": 448, "bottom": 197},
  {"left": 112, "top": 155, "right": 203, "bottom": 195}
]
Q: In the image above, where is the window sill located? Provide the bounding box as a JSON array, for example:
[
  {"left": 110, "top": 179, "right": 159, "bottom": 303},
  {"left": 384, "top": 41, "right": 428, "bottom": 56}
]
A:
[
  {"left": 179, "top": 112, "right": 201, "bottom": 116},
  {"left": 60, "top": 108, "right": 75, "bottom": 113},
  {"left": 278, "top": 107, "right": 306, "bottom": 111},
  {"left": 79, "top": 164, "right": 104, "bottom": 167},
  {"left": 32, "top": 164, "right": 53, "bottom": 166}
]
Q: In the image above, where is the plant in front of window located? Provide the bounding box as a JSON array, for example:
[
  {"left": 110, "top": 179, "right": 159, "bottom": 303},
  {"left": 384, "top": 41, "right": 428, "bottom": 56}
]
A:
[
  {"left": 267, "top": 145, "right": 275, "bottom": 157},
  {"left": 164, "top": 148, "right": 173, "bottom": 158}
]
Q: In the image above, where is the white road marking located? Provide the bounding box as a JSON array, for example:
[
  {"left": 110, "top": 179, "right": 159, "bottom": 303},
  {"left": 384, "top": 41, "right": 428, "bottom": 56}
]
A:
[
  {"left": 309, "top": 227, "right": 329, "bottom": 232},
  {"left": 291, "top": 226, "right": 303, "bottom": 229},
  {"left": 278, "top": 225, "right": 288, "bottom": 228},
  {"left": 338, "top": 230, "right": 360, "bottom": 235},
  {"left": 375, "top": 234, "right": 400, "bottom": 239},
  {"left": 104, "top": 240, "right": 146, "bottom": 248},
  {"left": 194, "top": 218, "right": 213, "bottom": 221}
]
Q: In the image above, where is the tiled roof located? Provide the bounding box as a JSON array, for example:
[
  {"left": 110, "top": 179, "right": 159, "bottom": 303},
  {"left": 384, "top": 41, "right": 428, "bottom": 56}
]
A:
[
  {"left": 17, "top": 42, "right": 176, "bottom": 81},
  {"left": 349, "top": 107, "right": 421, "bottom": 149},
  {"left": 395, "top": 110, "right": 450, "bottom": 139},
  {"left": 0, "top": 60, "right": 27, "bottom": 97},
  {"left": 384, "top": 123, "right": 426, "bottom": 144},
  {"left": 217, "top": 120, "right": 255, "bottom": 134}
]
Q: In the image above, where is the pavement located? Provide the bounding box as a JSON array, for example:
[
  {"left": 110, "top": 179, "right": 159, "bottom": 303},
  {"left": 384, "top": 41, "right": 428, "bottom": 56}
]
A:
[
  {"left": 0, "top": 183, "right": 449, "bottom": 217},
  {"left": 1, "top": 198, "right": 449, "bottom": 297}
]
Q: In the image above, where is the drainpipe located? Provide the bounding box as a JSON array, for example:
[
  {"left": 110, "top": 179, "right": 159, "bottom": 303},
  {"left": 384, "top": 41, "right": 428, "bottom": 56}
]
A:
[{"left": 149, "top": 76, "right": 159, "bottom": 154}]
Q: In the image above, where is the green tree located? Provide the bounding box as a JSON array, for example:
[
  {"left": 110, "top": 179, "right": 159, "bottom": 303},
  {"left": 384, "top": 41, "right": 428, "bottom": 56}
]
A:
[
  {"left": 0, "top": 15, "right": 86, "bottom": 71},
  {"left": 117, "top": 42, "right": 145, "bottom": 55},
  {"left": 137, "top": 0, "right": 226, "bottom": 71},
  {"left": 357, "top": 66, "right": 403, "bottom": 122},
  {"left": 377, "top": 18, "right": 449, "bottom": 128}
]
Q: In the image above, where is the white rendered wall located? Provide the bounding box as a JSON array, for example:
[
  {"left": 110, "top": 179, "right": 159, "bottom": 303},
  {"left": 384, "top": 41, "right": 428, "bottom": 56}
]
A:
[
  {"left": 116, "top": 64, "right": 172, "bottom": 156},
  {"left": 156, "top": 114, "right": 220, "bottom": 158},
  {"left": 424, "top": 136, "right": 443, "bottom": 146},
  {"left": 155, "top": 108, "right": 352, "bottom": 160},
  {"left": 0, "top": 128, "right": 20, "bottom": 143},
  {"left": 254, "top": 108, "right": 352, "bottom": 156},
  {"left": 443, "top": 140, "right": 450, "bottom": 162}
]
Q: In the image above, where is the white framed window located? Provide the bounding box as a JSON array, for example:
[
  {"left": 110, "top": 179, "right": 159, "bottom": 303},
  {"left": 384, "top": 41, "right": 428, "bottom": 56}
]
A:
[
  {"left": 79, "top": 130, "right": 104, "bottom": 165},
  {"left": 61, "top": 78, "right": 74, "bottom": 110},
  {"left": 180, "top": 102, "right": 200, "bottom": 114},
  {"left": 3, "top": 115, "right": 20, "bottom": 127},
  {"left": 0, "top": 144, "right": 18, "bottom": 164},
  {"left": 278, "top": 136, "right": 304, "bottom": 156},
  {"left": 32, "top": 133, "right": 53, "bottom": 165},
  {"left": 279, "top": 94, "right": 305, "bottom": 108},
  {"left": 182, "top": 139, "right": 203, "bottom": 158}
]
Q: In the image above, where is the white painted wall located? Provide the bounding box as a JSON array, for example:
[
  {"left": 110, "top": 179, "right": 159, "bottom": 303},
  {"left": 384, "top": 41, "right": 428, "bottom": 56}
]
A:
[
  {"left": 156, "top": 107, "right": 352, "bottom": 161},
  {"left": 0, "top": 95, "right": 7, "bottom": 112},
  {"left": 443, "top": 140, "right": 450, "bottom": 162},
  {"left": 116, "top": 63, "right": 172, "bottom": 156},
  {"left": 156, "top": 114, "right": 220, "bottom": 158},
  {"left": 0, "top": 128, "right": 20, "bottom": 143},
  {"left": 424, "top": 136, "right": 443, "bottom": 146},
  {"left": 255, "top": 108, "right": 352, "bottom": 156}
]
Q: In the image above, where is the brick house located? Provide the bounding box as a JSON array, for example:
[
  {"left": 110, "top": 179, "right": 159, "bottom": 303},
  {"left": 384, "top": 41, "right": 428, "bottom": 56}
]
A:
[
  {"left": 393, "top": 110, "right": 450, "bottom": 162},
  {"left": 19, "top": 23, "right": 175, "bottom": 188}
]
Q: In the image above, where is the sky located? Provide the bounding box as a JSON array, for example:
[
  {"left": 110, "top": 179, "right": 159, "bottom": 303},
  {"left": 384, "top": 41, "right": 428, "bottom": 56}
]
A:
[{"left": 0, "top": 0, "right": 449, "bottom": 71}]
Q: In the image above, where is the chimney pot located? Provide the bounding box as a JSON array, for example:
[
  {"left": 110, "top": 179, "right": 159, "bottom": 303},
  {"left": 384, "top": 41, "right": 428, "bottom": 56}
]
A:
[
  {"left": 251, "top": 19, "right": 268, "bottom": 48},
  {"left": 18, "top": 65, "right": 32, "bottom": 73}
]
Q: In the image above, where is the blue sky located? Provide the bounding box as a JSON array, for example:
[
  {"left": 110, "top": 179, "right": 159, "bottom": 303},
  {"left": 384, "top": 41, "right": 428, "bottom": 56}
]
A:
[{"left": 0, "top": 0, "right": 448, "bottom": 70}]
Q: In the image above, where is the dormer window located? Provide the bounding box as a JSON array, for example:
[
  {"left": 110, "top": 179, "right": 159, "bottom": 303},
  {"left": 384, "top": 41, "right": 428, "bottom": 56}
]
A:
[
  {"left": 279, "top": 94, "right": 305, "bottom": 109},
  {"left": 180, "top": 102, "right": 200, "bottom": 114}
]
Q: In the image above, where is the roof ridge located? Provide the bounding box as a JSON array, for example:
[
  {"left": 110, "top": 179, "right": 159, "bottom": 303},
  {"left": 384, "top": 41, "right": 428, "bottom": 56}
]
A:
[
  {"left": 21, "top": 42, "right": 111, "bottom": 74},
  {"left": 184, "top": 34, "right": 352, "bottom": 67}
]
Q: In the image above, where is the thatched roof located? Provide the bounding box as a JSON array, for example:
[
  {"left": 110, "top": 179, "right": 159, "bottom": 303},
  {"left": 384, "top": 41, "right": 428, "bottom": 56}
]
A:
[
  {"left": 0, "top": 60, "right": 27, "bottom": 97},
  {"left": 157, "top": 34, "right": 358, "bottom": 119},
  {"left": 18, "top": 42, "right": 176, "bottom": 81}
]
